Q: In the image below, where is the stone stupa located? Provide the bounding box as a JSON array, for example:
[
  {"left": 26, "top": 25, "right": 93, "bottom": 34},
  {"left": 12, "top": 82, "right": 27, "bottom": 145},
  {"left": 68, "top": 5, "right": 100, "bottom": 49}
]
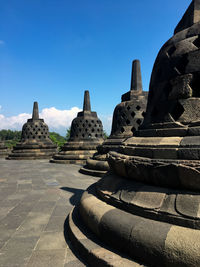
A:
[
  {"left": 80, "top": 60, "right": 148, "bottom": 176},
  {"left": 67, "top": 1, "right": 200, "bottom": 266},
  {"left": 50, "top": 90, "right": 104, "bottom": 164},
  {"left": 7, "top": 102, "right": 57, "bottom": 160}
]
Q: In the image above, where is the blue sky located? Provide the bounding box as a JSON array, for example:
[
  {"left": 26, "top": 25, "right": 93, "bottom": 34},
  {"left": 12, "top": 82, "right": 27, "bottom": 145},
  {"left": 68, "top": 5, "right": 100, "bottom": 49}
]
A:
[{"left": 0, "top": 0, "right": 190, "bottom": 135}]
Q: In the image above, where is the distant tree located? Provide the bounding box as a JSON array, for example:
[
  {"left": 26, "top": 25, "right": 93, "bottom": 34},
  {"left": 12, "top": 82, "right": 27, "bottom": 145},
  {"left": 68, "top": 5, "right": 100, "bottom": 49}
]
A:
[
  {"left": 103, "top": 131, "right": 108, "bottom": 139},
  {"left": 0, "top": 130, "right": 21, "bottom": 141},
  {"left": 66, "top": 128, "right": 71, "bottom": 141},
  {"left": 49, "top": 132, "right": 66, "bottom": 149},
  {"left": 0, "top": 129, "right": 21, "bottom": 149}
]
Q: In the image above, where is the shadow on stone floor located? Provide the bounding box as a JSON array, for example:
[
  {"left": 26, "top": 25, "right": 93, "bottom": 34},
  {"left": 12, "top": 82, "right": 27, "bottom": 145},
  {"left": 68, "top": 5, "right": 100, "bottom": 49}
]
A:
[
  {"left": 63, "top": 216, "right": 88, "bottom": 266},
  {"left": 60, "top": 187, "right": 84, "bottom": 206}
]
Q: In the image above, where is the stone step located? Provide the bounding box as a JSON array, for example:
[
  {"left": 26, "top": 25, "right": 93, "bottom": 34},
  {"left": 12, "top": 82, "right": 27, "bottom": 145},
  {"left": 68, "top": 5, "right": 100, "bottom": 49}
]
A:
[
  {"left": 67, "top": 206, "right": 143, "bottom": 267},
  {"left": 79, "top": 167, "right": 106, "bottom": 177}
]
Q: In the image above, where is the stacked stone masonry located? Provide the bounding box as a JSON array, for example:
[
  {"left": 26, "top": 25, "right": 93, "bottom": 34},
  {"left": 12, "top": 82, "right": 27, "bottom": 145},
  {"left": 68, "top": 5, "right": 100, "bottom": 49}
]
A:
[
  {"left": 80, "top": 60, "right": 148, "bottom": 177},
  {"left": 69, "top": 1, "right": 200, "bottom": 266},
  {"left": 50, "top": 90, "right": 104, "bottom": 165},
  {"left": 7, "top": 102, "right": 57, "bottom": 160}
]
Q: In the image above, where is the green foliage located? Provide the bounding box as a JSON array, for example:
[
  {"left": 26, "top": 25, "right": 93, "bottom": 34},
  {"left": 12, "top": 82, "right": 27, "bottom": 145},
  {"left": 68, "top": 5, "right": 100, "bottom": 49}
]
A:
[
  {"left": 66, "top": 128, "right": 71, "bottom": 141},
  {"left": 0, "top": 129, "right": 21, "bottom": 149},
  {"left": 49, "top": 132, "right": 66, "bottom": 148},
  {"left": 0, "top": 129, "right": 67, "bottom": 150},
  {"left": 103, "top": 131, "right": 108, "bottom": 139},
  {"left": 0, "top": 129, "right": 21, "bottom": 141},
  {"left": 5, "top": 140, "right": 18, "bottom": 149}
]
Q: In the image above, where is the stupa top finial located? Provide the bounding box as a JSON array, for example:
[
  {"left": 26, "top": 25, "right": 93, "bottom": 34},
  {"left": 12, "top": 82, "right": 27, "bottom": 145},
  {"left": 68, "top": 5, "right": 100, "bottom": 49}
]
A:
[
  {"left": 130, "top": 59, "right": 143, "bottom": 92},
  {"left": 32, "top": 102, "right": 39, "bottom": 120},
  {"left": 174, "top": 0, "right": 200, "bottom": 34},
  {"left": 83, "top": 90, "right": 91, "bottom": 112}
]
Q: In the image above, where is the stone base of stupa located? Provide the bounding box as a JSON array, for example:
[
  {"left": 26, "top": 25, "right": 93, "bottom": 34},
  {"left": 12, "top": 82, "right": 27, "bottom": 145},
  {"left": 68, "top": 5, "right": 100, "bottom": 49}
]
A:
[
  {"left": 67, "top": 199, "right": 139, "bottom": 267},
  {"left": 7, "top": 140, "right": 57, "bottom": 160},
  {"left": 67, "top": 170, "right": 200, "bottom": 266},
  {"left": 0, "top": 142, "right": 10, "bottom": 158},
  {"left": 68, "top": 131, "right": 200, "bottom": 266},
  {"left": 50, "top": 140, "right": 103, "bottom": 165},
  {"left": 79, "top": 138, "right": 125, "bottom": 177}
]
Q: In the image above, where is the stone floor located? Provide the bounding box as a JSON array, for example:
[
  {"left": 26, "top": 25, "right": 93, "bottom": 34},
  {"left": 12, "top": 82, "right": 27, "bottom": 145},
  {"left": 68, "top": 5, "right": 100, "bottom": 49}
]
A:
[{"left": 0, "top": 159, "right": 98, "bottom": 267}]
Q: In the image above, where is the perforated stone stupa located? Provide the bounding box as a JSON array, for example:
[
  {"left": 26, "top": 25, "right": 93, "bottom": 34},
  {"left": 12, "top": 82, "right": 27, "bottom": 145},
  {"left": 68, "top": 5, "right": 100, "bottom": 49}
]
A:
[
  {"left": 7, "top": 102, "right": 57, "bottom": 160},
  {"left": 50, "top": 90, "right": 104, "bottom": 164},
  {"left": 67, "top": 1, "right": 200, "bottom": 266},
  {"left": 80, "top": 60, "right": 148, "bottom": 177}
]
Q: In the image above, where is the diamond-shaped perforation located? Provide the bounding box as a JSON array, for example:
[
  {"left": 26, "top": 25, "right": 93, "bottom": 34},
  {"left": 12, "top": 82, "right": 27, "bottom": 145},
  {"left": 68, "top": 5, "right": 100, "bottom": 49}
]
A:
[
  {"left": 131, "top": 111, "right": 136, "bottom": 118},
  {"left": 70, "top": 116, "right": 103, "bottom": 140},
  {"left": 136, "top": 105, "right": 141, "bottom": 111}
]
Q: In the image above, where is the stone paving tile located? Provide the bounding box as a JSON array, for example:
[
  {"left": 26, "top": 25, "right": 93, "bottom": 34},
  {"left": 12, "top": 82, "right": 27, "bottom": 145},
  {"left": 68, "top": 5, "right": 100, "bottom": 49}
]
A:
[
  {"left": 0, "top": 213, "right": 27, "bottom": 230},
  {"left": 0, "top": 198, "right": 21, "bottom": 208},
  {"left": 18, "top": 180, "right": 32, "bottom": 184},
  {"left": 44, "top": 216, "right": 66, "bottom": 232},
  {"left": 27, "top": 249, "right": 66, "bottom": 267},
  {"left": 7, "top": 193, "right": 26, "bottom": 200},
  {"left": 1, "top": 236, "right": 39, "bottom": 251},
  {"left": 35, "top": 231, "right": 67, "bottom": 250},
  {"left": 64, "top": 247, "right": 84, "bottom": 264},
  {"left": 51, "top": 205, "right": 72, "bottom": 217},
  {"left": 39, "top": 189, "right": 60, "bottom": 202},
  {"left": 14, "top": 213, "right": 51, "bottom": 237},
  {"left": 31, "top": 201, "right": 56, "bottom": 213},
  {"left": 0, "top": 248, "right": 32, "bottom": 267},
  {"left": 0, "top": 207, "right": 13, "bottom": 220},
  {"left": 0, "top": 229, "right": 15, "bottom": 248},
  {"left": 8, "top": 202, "right": 35, "bottom": 216},
  {"left": 0, "top": 159, "right": 97, "bottom": 266},
  {"left": 64, "top": 260, "right": 86, "bottom": 267}
]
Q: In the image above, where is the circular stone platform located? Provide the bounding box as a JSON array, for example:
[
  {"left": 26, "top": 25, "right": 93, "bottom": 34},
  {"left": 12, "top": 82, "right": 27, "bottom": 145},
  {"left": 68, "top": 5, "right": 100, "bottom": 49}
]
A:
[
  {"left": 50, "top": 91, "right": 104, "bottom": 165},
  {"left": 7, "top": 102, "right": 57, "bottom": 160}
]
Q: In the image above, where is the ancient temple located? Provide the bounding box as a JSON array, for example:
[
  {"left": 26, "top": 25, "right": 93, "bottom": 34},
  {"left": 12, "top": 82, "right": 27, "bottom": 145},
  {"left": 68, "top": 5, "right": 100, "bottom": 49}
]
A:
[
  {"left": 80, "top": 60, "right": 148, "bottom": 176},
  {"left": 7, "top": 102, "right": 57, "bottom": 160},
  {"left": 50, "top": 90, "right": 104, "bottom": 164},
  {"left": 67, "top": 1, "right": 200, "bottom": 266}
]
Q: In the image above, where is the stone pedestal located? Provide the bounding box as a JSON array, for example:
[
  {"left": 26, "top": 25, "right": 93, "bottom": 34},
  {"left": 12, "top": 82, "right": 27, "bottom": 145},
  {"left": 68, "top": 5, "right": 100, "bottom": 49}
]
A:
[
  {"left": 7, "top": 102, "right": 57, "bottom": 160},
  {"left": 80, "top": 60, "right": 148, "bottom": 177},
  {"left": 50, "top": 91, "right": 104, "bottom": 165},
  {"left": 68, "top": 1, "right": 200, "bottom": 266},
  {"left": 0, "top": 142, "right": 10, "bottom": 158}
]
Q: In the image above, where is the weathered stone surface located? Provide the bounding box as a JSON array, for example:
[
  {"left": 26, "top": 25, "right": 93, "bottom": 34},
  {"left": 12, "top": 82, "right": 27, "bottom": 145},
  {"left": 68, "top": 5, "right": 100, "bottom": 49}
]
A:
[
  {"left": 0, "top": 142, "right": 10, "bottom": 158},
  {"left": 7, "top": 102, "right": 57, "bottom": 160},
  {"left": 51, "top": 90, "right": 104, "bottom": 164},
  {"left": 78, "top": 183, "right": 200, "bottom": 266},
  {"left": 140, "top": 1, "right": 200, "bottom": 134},
  {"left": 68, "top": 1, "right": 200, "bottom": 266}
]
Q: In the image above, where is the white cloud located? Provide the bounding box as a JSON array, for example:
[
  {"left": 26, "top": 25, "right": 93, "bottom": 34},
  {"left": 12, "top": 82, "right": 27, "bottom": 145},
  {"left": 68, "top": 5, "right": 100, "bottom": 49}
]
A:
[
  {"left": 40, "top": 107, "right": 80, "bottom": 129},
  {"left": 0, "top": 106, "right": 113, "bottom": 137},
  {"left": 0, "top": 40, "right": 5, "bottom": 45},
  {"left": 99, "top": 114, "right": 113, "bottom": 136},
  {"left": 0, "top": 113, "right": 30, "bottom": 130},
  {"left": 0, "top": 106, "right": 81, "bottom": 135}
]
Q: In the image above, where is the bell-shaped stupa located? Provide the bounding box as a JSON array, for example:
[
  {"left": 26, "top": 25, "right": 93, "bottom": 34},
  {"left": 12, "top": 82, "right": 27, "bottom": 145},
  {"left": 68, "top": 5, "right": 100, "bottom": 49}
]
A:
[
  {"left": 80, "top": 60, "right": 148, "bottom": 176},
  {"left": 50, "top": 90, "right": 104, "bottom": 164},
  {"left": 7, "top": 102, "right": 57, "bottom": 159},
  {"left": 67, "top": 1, "right": 200, "bottom": 266}
]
